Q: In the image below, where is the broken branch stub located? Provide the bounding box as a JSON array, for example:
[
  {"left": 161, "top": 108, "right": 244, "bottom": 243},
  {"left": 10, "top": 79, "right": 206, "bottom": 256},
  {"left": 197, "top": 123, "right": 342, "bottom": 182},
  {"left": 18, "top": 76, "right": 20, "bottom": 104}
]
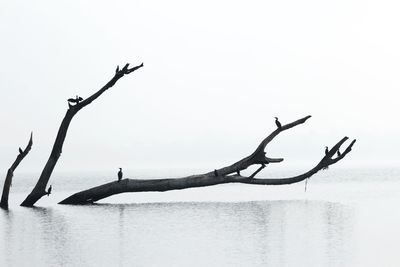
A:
[{"left": 1, "top": 132, "right": 33, "bottom": 209}]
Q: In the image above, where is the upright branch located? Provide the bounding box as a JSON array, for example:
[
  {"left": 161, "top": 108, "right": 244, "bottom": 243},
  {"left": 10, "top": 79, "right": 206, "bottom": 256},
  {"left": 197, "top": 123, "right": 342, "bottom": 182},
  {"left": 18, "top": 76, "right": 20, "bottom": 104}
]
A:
[
  {"left": 21, "top": 63, "right": 143, "bottom": 207},
  {"left": 210, "top": 115, "right": 312, "bottom": 177},
  {"left": 1, "top": 133, "right": 33, "bottom": 209},
  {"left": 60, "top": 115, "right": 356, "bottom": 205}
]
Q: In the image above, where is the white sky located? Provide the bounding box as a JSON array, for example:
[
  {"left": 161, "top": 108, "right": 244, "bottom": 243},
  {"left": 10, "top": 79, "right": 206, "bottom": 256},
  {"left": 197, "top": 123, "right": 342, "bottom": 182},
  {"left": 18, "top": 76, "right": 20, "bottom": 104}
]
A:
[{"left": 0, "top": 0, "right": 399, "bottom": 174}]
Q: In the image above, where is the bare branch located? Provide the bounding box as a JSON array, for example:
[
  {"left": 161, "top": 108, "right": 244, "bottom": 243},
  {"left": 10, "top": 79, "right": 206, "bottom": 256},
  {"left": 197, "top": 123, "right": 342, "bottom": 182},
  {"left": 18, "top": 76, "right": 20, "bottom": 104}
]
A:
[
  {"left": 76, "top": 63, "right": 143, "bottom": 109},
  {"left": 238, "top": 138, "right": 356, "bottom": 185},
  {"left": 1, "top": 132, "right": 33, "bottom": 209},
  {"left": 211, "top": 115, "right": 312, "bottom": 176},
  {"left": 252, "top": 115, "right": 312, "bottom": 158},
  {"left": 249, "top": 164, "right": 266, "bottom": 178},
  {"left": 21, "top": 63, "right": 143, "bottom": 207}
]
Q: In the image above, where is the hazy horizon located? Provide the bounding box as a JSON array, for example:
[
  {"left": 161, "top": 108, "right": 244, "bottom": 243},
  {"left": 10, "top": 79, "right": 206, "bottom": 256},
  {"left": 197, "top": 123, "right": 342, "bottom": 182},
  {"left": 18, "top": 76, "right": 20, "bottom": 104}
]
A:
[{"left": 1, "top": 0, "right": 399, "bottom": 174}]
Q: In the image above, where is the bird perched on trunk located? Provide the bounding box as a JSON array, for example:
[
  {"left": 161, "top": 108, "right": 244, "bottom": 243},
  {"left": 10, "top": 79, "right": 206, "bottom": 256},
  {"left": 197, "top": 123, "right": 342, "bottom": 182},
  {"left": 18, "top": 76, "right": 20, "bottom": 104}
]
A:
[
  {"left": 67, "top": 95, "right": 84, "bottom": 107},
  {"left": 46, "top": 185, "right": 52, "bottom": 196},
  {"left": 323, "top": 146, "right": 330, "bottom": 170},
  {"left": 274, "top": 117, "right": 282, "bottom": 129},
  {"left": 118, "top": 168, "right": 123, "bottom": 182}
]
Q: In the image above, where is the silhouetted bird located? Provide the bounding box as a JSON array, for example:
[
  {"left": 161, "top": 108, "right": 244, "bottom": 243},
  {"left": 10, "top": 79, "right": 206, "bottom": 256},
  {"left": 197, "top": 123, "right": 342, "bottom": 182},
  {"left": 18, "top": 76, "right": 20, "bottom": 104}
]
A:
[
  {"left": 47, "top": 185, "right": 52, "bottom": 196},
  {"left": 67, "top": 95, "right": 83, "bottom": 105},
  {"left": 274, "top": 117, "right": 282, "bottom": 129},
  {"left": 323, "top": 147, "right": 330, "bottom": 170},
  {"left": 19, "top": 147, "right": 23, "bottom": 154},
  {"left": 118, "top": 168, "right": 123, "bottom": 182},
  {"left": 214, "top": 169, "right": 218, "bottom": 177},
  {"left": 337, "top": 150, "right": 341, "bottom": 157}
]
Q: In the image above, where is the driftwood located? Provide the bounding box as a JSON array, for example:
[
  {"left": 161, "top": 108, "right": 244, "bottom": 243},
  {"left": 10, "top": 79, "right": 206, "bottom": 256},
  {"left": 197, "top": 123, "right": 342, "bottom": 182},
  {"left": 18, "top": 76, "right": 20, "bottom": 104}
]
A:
[
  {"left": 21, "top": 63, "right": 144, "bottom": 207},
  {"left": 60, "top": 116, "right": 356, "bottom": 205},
  {"left": 0, "top": 133, "right": 33, "bottom": 209}
]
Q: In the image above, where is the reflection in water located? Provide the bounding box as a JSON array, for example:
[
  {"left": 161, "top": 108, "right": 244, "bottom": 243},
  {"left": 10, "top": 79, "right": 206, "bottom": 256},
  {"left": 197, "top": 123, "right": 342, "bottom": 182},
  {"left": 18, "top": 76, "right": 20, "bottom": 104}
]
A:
[
  {"left": 1, "top": 207, "right": 80, "bottom": 267},
  {"left": 1, "top": 209, "right": 13, "bottom": 267},
  {"left": 0, "top": 200, "right": 354, "bottom": 267},
  {"left": 324, "top": 202, "right": 353, "bottom": 267},
  {"left": 118, "top": 204, "right": 125, "bottom": 267}
]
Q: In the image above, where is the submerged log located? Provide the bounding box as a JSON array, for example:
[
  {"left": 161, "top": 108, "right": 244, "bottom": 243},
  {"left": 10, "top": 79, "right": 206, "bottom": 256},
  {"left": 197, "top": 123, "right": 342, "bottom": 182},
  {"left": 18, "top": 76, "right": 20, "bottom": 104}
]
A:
[
  {"left": 1, "top": 133, "right": 33, "bottom": 209},
  {"left": 21, "top": 63, "right": 144, "bottom": 207},
  {"left": 60, "top": 116, "right": 356, "bottom": 205}
]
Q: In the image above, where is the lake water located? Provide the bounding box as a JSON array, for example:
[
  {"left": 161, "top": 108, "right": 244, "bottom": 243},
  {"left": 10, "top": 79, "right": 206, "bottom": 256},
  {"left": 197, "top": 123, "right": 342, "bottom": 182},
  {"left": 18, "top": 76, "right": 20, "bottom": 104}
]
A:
[{"left": 1, "top": 168, "right": 400, "bottom": 266}]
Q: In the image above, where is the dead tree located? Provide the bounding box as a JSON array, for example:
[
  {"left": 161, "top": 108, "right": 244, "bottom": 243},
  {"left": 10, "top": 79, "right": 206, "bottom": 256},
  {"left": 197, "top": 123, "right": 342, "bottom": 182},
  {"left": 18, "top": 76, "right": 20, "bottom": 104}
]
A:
[
  {"left": 1, "top": 133, "right": 33, "bottom": 209},
  {"left": 60, "top": 116, "right": 356, "bottom": 205},
  {"left": 21, "top": 63, "right": 144, "bottom": 207}
]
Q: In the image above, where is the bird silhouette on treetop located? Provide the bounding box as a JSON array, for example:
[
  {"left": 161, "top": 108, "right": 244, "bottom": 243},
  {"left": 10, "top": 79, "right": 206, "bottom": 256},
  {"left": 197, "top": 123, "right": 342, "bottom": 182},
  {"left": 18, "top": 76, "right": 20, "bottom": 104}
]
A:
[
  {"left": 118, "top": 168, "right": 123, "bottom": 182},
  {"left": 67, "top": 95, "right": 84, "bottom": 108},
  {"left": 46, "top": 185, "right": 52, "bottom": 196}
]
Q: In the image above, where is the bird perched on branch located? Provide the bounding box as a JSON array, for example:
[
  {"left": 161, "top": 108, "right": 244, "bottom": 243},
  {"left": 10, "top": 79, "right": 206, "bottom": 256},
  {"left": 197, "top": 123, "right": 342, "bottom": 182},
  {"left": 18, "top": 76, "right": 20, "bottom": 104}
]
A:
[
  {"left": 67, "top": 95, "right": 84, "bottom": 107},
  {"left": 274, "top": 117, "right": 282, "bottom": 129},
  {"left": 323, "top": 146, "right": 330, "bottom": 170},
  {"left": 118, "top": 168, "right": 123, "bottom": 182},
  {"left": 46, "top": 185, "right": 52, "bottom": 196}
]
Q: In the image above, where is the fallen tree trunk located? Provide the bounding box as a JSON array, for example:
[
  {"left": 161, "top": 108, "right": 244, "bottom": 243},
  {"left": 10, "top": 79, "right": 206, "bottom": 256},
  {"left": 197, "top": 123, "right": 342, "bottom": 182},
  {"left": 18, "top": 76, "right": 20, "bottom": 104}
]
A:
[
  {"left": 60, "top": 116, "right": 356, "bottom": 205},
  {"left": 1, "top": 133, "right": 33, "bottom": 209},
  {"left": 21, "top": 63, "right": 143, "bottom": 207}
]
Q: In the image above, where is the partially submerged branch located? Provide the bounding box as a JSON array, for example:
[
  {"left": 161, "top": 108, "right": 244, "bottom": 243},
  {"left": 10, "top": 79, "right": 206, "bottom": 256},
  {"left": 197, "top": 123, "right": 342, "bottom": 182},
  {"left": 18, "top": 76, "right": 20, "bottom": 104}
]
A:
[
  {"left": 1, "top": 133, "right": 33, "bottom": 209},
  {"left": 60, "top": 116, "right": 355, "bottom": 205},
  {"left": 21, "top": 63, "right": 143, "bottom": 207},
  {"left": 239, "top": 137, "right": 356, "bottom": 185}
]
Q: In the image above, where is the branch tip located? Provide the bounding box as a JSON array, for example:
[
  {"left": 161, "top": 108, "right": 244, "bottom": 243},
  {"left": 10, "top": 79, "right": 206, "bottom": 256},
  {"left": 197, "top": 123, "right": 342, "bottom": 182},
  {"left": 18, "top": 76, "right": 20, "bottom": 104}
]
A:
[{"left": 122, "top": 63, "right": 130, "bottom": 72}]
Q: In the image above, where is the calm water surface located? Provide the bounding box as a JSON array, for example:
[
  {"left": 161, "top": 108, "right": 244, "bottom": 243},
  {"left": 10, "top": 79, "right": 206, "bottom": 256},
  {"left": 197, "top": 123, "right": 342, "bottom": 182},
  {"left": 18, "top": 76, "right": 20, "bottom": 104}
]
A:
[{"left": 1, "top": 168, "right": 399, "bottom": 267}]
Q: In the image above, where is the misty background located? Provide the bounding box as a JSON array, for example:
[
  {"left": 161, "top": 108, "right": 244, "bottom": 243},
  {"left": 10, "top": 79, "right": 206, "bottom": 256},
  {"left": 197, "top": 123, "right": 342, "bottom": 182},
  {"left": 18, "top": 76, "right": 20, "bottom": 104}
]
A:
[{"left": 0, "top": 0, "right": 399, "bottom": 176}]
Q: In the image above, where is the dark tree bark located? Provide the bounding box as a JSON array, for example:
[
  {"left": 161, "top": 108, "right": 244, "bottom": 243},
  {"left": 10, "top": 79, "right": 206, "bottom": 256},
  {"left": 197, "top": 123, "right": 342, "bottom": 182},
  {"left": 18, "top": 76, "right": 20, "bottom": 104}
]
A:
[
  {"left": 21, "top": 63, "right": 144, "bottom": 207},
  {"left": 1, "top": 133, "right": 33, "bottom": 209},
  {"left": 59, "top": 116, "right": 356, "bottom": 205}
]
